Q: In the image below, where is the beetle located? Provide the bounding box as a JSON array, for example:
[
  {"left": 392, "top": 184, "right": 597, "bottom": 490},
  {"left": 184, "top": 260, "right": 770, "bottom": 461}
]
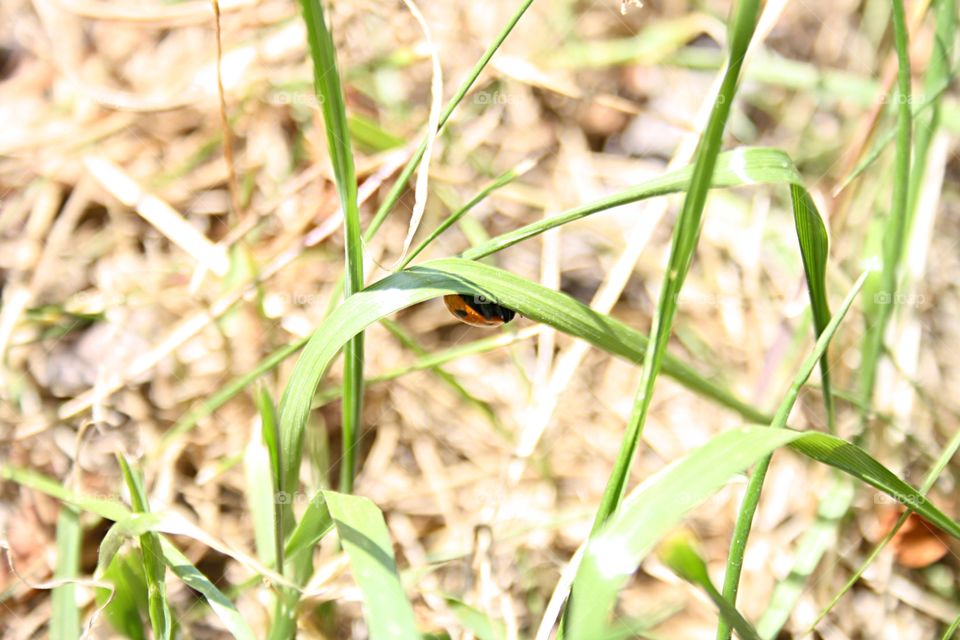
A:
[{"left": 443, "top": 293, "right": 516, "bottom": 327}]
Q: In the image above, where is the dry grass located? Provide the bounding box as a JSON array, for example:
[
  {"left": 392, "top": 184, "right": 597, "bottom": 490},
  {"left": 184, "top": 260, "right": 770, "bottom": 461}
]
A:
[{"left": 1, "top": 0, "right": 959, "bottom": 637}]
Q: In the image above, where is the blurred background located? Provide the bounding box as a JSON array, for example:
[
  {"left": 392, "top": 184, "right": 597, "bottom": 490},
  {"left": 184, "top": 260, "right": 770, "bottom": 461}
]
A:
[{"left": 1, "top": 0, "right": 958, "bottom": 637}]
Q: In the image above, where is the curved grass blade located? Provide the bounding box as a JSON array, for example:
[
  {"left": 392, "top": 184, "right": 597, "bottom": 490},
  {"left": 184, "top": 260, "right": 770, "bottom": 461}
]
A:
[
  {"left": 659, "top": 533, "right": 761, "bottom": 640},
  {"left": 277, "top": 258, "right": 773, "bottom": 504},
  {"left": 581, "top": 20, "right": 764, "bottom": 639},
  {"left": 322, "top": 491, "right": 419, "bottom": 640},
  {"left": 566, "top": 422, "right": 960, "bottom": 637},
  {"left": 565, "top": 425, "right": 960, "bottom": 638},
  {"left": 803, "top": 423, "right": 960, "bottom": 634},
  {"left": 298, "top": 0, "right": 365, "bottom": 496},
  {"left": 569, "top": 270, "right": 862, "bottom": 638}
]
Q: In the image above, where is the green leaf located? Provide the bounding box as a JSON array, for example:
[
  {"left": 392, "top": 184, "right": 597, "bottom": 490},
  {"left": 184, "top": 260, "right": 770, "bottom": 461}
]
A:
[{"left": 323, "top": 491, "right": 419, "bottom": 640}]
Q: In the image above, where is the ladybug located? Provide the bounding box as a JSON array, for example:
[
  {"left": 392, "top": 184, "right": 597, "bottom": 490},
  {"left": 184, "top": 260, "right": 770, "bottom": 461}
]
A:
[{"left": 443, "top": 294, "right": 516, "bottom": 327}]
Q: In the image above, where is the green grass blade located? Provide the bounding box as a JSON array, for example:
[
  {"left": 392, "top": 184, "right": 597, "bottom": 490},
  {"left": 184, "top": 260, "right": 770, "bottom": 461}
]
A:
[
  {"left": 159, "top": 538, "right": 257, "bottom": 640},
  {"left": 297, "top": 0, "right": 364, "bottom": 496},
  {"left": 277, "top": 258, "right": 773, "bottom": 511},
  {"left": 361, "top": 0, "right": 536, "bottom": 242},
  {"left": 444, "top": 596, "right": 507, "bottom": 640},
  {"left": 566, "top": 422, "right": 960, "bottom": 638},
  {"left": 51, "top": 506, "right": 81, "bottom": 640},
  {"left": 857, "top": 0, "right": 912, "bottom": 433},
  {"left": 805, "top": 426, "right": 960, "bottom": 633},
  {"left": 322, "top": 490, "right": 419, "bottom": 640},
  {"left": 660, "top": 533, "right": 762, "bottom": 640},
  {"left": 714, "top": 272, "right": 866, "bottom": 639},
  {"left": 97, "top": 550, "right": 149, "bottom": 640},
  {"left": 245, "top": 387, "right": 283, "bottom": 570},
  {"left": 463, "top": 147, "right": 802, "bottom": 261},
  {"left": 586, "top": 0, "right": 761, "bottom": 555},
  {"left": 284, "top": 490, "right": 334, "bottom": 559},
  {"left": 399, "top": 157, "right": 538, "bottom": 269},
  {"left": 117, "top": 455, "right": 174, "bottom": 640},
  {"left": 1, "top": 464, "right": 128, "bottom": 520}
]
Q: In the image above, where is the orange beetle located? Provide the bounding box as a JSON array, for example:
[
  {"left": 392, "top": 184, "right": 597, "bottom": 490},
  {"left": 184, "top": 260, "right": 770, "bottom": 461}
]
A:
[{"left": 443, "top": 294, "right": 516, "bottom": 327}]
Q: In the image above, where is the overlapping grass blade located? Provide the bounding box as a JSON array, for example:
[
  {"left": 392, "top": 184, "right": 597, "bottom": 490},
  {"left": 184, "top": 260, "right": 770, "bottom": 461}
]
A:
[
  {"left": 322, "top": 491, "right": 419, "bottom": 639},
  {"left": 463, "top": 147, "right": 802, "bottom": 260},
  {"left": 297, "top": 0, "right": 364, "bottom": 496},
  {"left": 51, "top": 506, "right": 81, "bottom": 640},
  {"left": 717, "top": 186, "right": 835, "bottom": 639},
  {"left": 582, "top": 13, "right": 762, "bottom": 621},
  {"left": 159, "top": 538, "right": 257, "bottom": 640},
  {"left": 277, "top": 257, "right": 776, "bottom": 506},
  {"left": 760, "top": 1, "right": 955, "bottom": 634},
  {"left": 659, "top": 533, "right": 761, "bottom": 640},
  {"left": 568, "top": 269, "right": 865, "bottom": 638},
  {"left": 806, "top": 426, "right": 960, "bottom": 633},
  {"left": 3, "top": 464, "right": 256, "bottom": 640},
  {"left": 564, "top": 423, "right": 960, "bottom": 637},
  {"left": 117, "top": 455, "right": 174, "bottom": 639}
]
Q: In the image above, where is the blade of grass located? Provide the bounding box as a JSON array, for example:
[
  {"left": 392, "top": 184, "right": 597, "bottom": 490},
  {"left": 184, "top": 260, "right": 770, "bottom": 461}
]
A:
[
  {"left": 462, "top": 147, "right": 801, "bottom": 260},
  {"left": 565, "top": 271, "right": 960, "bottom": 637},
  {"left": 564, "top": 420, "right": 960, "bottom": 637},
  {"left": 159, "top": 538, "right": 257, "bottom": 640},
  {"left": 297, "top": 0, "right": 364, "bottom": 498},
  {"left": 759, "top": 1, "right": 954, "bottom": 634},
  {"left": 276, "top": 257, "right": 775, "bottom": 514},
  {"left": 322, "top": 490, "right": 419, "bottom": 639},
  {"left": 585, "top": 0, "right": 761, "bottom": 563},
  {"left": 399, "top": 156, "right": 539, "bottom": 269},
  {"left": 857, "top": 0, "right": 912, "bottom": 435},
  {"left": 117, "top": 455, "right": 174, "bottom": 640},
  {"left": 51, "top": 506, "right": 81, "bottom": 640},
  {"left": 245, "top": 387, "right": 283, "bottom": 570},
  {"left": 805, "top": 425, "right": 960, "bottom": 633},
  {"left": 659, "top": 533, "right": 762, "bottom": 640},
  {"left": 716, "top": 187, "right": 836, "bottom": 640}
]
